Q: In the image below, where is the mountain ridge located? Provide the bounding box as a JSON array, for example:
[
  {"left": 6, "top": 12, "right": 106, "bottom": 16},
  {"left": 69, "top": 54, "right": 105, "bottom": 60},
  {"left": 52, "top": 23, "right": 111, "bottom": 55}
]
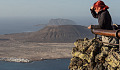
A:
[{"left": 0, "top": 25, "right": 94, "bottom": 43}]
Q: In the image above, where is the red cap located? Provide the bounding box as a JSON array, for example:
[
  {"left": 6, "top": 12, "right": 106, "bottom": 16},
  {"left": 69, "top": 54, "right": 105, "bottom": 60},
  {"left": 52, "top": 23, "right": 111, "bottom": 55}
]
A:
[{"left": 93, "top": 0, "right": 109, "bottom": 10}]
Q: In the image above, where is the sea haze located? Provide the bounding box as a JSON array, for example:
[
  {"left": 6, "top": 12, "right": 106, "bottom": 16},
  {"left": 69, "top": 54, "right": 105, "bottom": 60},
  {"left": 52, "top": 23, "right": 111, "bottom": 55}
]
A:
[
  {"left": 0, "top": 17, "right": 95, "bottom": 35},
  {"left": 0, "top": 18, "right": 48, "bottom": 34},
  {"left": 0, "top": 17, "right": 119, "bottom": 35}
]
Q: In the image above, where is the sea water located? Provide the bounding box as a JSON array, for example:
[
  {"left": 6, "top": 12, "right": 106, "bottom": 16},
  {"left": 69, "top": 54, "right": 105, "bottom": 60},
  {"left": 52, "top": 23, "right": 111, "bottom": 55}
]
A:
[{"left": 0, "top": 58, "right": 70, "bottom": 70}]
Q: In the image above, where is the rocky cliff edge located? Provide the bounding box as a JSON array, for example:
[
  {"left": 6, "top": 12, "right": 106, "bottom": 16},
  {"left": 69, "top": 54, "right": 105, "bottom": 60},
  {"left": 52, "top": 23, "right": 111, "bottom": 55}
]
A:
[{"left": 69, "top": 38, "right": 120, "bottom": 70}]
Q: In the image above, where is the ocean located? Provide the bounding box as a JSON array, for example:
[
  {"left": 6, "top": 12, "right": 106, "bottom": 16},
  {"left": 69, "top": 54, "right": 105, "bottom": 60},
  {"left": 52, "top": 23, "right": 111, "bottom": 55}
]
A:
[{"left": 0, "top": 59, "right": 70, "bottom": 70}]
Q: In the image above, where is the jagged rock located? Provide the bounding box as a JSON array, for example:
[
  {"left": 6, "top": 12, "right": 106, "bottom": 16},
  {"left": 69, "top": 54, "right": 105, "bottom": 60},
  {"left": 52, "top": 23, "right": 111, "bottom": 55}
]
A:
[
  {"left": 69, "top": 38, "right": 120, "bottom": 70},
  {"left": 105, "top": 51, "right": 120, "bottom": 69}
]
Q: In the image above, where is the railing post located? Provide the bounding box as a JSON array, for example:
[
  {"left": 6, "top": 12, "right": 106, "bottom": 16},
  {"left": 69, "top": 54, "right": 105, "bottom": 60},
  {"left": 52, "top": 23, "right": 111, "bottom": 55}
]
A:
[
  {"left": 116, "top": 30, "right": 120, "bottom": 51},
  {"left": 95, "top": 34, "right": 97, "bottom": 39},
  {"left": 119, "top": 39, "right": 120, "bottom": 51}
]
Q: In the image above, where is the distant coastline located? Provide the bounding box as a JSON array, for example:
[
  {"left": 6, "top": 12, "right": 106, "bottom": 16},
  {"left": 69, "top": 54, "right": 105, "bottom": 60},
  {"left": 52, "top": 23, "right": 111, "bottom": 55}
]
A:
[
  {"left": 0, "top": 58, "right": 31, "bottom": 63},
  {"left": 0, "top": 56, "right": 71, "bottom": 63}
]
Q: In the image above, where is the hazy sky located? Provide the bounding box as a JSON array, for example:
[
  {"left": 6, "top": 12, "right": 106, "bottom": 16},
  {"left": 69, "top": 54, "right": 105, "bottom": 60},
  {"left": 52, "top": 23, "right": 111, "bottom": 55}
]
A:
[{"left": 0, "top": 0, "right": 119, "bottom": 18}]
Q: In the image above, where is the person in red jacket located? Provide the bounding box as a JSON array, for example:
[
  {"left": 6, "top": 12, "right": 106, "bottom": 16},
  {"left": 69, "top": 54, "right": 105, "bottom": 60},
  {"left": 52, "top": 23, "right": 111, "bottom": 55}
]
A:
[
  {"left": 88, "top": 0, "right": 112, "bottom": 30},
  {"left": 88, "top": 0, "right": 118, "bottom": 48}
]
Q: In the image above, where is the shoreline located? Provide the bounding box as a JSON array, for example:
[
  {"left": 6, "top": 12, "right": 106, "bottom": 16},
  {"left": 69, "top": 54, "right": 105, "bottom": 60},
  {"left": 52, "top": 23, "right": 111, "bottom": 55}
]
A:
[
  {"left": 0, "top": 57, "right": 31, "bottom": 63},
  {"left": 0, "top": 57, "right": 71, "bottom": 63}
]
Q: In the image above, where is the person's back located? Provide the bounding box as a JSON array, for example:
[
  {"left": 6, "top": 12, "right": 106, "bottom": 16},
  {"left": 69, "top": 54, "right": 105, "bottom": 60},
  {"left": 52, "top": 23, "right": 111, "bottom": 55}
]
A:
[{"left": 97, "top": 10, "right": 112, "bottom": 30}]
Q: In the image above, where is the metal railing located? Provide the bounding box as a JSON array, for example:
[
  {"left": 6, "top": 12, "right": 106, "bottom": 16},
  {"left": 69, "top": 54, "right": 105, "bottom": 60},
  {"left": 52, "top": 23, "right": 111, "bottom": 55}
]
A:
[{"left": 91, "top": 25, "right": 120, "bottom": 51}]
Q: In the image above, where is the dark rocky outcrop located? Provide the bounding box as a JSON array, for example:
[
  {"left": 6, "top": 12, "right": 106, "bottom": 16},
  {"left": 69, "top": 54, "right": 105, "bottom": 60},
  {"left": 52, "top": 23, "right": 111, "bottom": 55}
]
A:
[{"left": 69, "top": 38, "right": 120, "bottom": 70}]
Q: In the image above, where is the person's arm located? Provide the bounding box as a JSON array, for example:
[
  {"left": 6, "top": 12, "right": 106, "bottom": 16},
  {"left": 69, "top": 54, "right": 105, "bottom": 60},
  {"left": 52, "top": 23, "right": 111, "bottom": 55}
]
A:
[
  {"left": 91, "top": 25, "right": 100, "bottom": 29},
  {"left": 90, "top": 13, "right": 106, "bottom": 29},
  {"left": 90, "top": 6, "right": 98, "bottom": 18},
  {"left": 88, "top": 25, "right": 100, "bottom": 29}
]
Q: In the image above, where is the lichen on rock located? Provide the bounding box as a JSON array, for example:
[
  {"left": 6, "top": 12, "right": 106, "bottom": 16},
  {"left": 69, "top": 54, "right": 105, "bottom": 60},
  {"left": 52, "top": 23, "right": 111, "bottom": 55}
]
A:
[{"left": 69, "top": 38, "right": 120, "bottom": 70}]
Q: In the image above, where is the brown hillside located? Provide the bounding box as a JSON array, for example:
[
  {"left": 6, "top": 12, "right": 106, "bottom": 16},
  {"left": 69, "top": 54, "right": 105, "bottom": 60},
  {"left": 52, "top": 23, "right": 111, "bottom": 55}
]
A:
[{"left": 0, "top": 25, "right": 94, "bottom": 43}]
